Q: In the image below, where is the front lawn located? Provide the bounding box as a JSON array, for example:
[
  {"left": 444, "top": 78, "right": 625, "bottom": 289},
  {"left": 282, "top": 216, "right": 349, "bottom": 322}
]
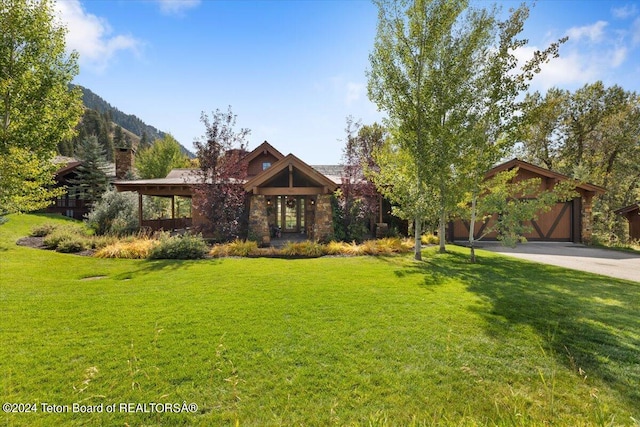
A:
[{"left": 1, "top": 214, "right": 638, "bottom": 426}]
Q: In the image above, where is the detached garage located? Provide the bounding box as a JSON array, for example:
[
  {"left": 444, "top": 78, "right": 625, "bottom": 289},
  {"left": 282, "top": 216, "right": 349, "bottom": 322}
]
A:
[
  {"left": 450, "top": 159, "right": 605, "bottom": 243},
  {"left": 615, "top": 203, "right": 640, "bottom": 241}
]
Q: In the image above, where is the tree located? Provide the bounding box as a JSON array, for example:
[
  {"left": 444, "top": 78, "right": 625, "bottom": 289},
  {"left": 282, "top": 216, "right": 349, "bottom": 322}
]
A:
[
  {"left": 192, "top": 107, "right": 249, "bottom": 241},
  {"left": 367, "top": 0, "right": 564, "bottom": 259},
  {"left": 336, "top": 118, "right": 386, "bottom": 242},
  {"left": 1, "top": 0, "right": 83, "bottom": 213},
  {"left": 0, "top": 146, "right": 65, "bottom": 215},
  {"left": 458, "top": 168, "right": 577, "bottom": 260},
  {"left": 517, "top": 82, "right": 640, "bottom": 241},
  {"left": 369, "top": 132, "right": 439, "bottom": 256},
  {"left": 69, "top": 136, "right": 109, "bottom": 208},
  {"left": 135, "top": 134, "right": 189, "bottom": 179}
]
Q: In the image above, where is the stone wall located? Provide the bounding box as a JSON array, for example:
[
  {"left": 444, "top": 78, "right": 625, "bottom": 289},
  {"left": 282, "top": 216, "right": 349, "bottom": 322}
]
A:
[
  {"left": 115, "top": 147, "right": 135, "bottom": 179},
  {"left": 314, "top": 194, "right": 333, "bottom": 242},
  {"left": 248, "top": 194, "right": 270, "bottom": 245}
]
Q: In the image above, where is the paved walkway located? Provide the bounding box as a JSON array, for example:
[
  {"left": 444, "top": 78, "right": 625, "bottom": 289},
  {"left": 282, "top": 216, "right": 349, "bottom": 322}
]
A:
[{"left": 475, "top": 242, "right": 640, "bottom": 283}]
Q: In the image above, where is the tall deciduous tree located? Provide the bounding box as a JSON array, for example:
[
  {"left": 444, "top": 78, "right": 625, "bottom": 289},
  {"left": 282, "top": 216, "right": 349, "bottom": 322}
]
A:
[
  {"left": 0, "top": 0, "right": 82, "bottom": 213},
  {"left": 135, "top": 134, "right": 189, "bottom": 179},
  {"left": 192, "top": 107, "right": 249, "bottom": 241},
  {"left": 368, "top": 0, "right": 564, "bottom": 259},
  {"left": 517, "top": 82, "right": 640, "bottom": 241}
]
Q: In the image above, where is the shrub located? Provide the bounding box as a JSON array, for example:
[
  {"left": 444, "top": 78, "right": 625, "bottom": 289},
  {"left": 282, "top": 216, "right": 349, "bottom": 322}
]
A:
[
  {"left": 42, "top": 225, "right": 89, "bottom": 250},
  {"left": 360, "top": 237, "right": 413, "bottom": 255},
  {"left": 94, "top": 238, "right": 158, "bottom": 259},
  {"left": 86, "top": 189, "right": 139, "bottom": 236},
  {"left": 30, "top": 222, "right": 59, "bottom": 237},
  {"left": 280, "top": 241, "right": 325, "bottom": 257},
  {"left": 421, "top": 234, "right": 439, "bottom": 245},
  {"left": 227, "top": 239, "right": 259, "bottom": 257},
  {"left": 55, "top": 236, "right": 90, "bottom": 253},
  {"left": 325, "top": 240, "right": 361, "bottom": 256},
  {"left": 148, "top": 233, "right": 209, "bottom": 260}
]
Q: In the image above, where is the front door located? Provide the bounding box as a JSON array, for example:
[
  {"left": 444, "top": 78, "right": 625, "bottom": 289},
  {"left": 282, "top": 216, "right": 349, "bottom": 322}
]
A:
[{"left": 277, "top": 196, "right": 305, "bottom": 233}]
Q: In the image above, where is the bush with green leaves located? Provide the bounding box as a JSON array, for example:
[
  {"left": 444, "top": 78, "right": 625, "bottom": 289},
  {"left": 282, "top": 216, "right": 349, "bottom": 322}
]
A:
[
  {"left": 41, "top": 224, "right": 91, "bottom": 253},
  {"left": 30, "top": 222, "right": 59, "bottom": 237},
  {"left": 86, "top": 189, "right": 139, "bottom": 236},
  {"left": 148, "top": 233, "right": 209, "bottom": 260}
]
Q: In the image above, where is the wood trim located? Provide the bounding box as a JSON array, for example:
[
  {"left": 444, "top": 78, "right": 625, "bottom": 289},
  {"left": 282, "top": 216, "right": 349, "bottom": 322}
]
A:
[
  {"left": 254, "top": 187, "right": 328, "bottom": 196},
  {"left": 530, "top": 219, "right": 545, "bottom": 238}
]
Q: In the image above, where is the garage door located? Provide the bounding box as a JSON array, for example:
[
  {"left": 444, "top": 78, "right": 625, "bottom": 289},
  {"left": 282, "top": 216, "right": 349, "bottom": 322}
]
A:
[{"left": 451, "top": 200, "right": 577, "bottom": 242}]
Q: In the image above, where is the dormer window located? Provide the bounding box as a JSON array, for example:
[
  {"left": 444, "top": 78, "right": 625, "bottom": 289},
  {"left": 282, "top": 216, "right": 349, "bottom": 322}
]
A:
[{"left": 262, "top": 162, "right": 271, "bottom": 170}]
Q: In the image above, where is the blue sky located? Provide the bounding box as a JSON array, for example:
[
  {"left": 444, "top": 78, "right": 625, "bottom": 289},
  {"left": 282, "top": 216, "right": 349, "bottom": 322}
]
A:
[{"left": 55, "top": 0, "right": 640, "bottom": 164}]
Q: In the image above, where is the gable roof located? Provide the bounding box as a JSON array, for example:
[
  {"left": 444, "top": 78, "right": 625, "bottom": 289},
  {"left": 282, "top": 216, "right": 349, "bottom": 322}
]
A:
[
  {"left": 244, "top": 153, "right": 339, "bottom": 193},
  {"left": 243, "top": 141, "right": 285, "bottom": 164},
  {"left": 614, "top": 203, "right": 639, "bottom": 215},
  {"left": 487, "top": 158, "right": 606, "bottom": 194}
]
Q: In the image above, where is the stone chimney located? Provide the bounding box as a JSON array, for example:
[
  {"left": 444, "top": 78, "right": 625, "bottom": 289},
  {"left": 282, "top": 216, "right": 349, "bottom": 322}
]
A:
[{"left": 115, "top": 147, "right": 135, "bottom": 179}]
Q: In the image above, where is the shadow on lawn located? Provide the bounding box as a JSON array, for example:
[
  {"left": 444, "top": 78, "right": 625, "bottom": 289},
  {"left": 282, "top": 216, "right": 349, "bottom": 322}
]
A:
[
  {"left": 402, "top": 249, "right": 640, "bottom": 411},
  {"left": 112, "top": 258, "right": 222, "bottom": 280}
]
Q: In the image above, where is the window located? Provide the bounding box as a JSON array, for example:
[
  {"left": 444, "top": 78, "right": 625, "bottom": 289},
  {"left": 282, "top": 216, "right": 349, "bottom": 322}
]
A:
[{"left": 262, "top": 162, "right": 271, "bottom": 170}]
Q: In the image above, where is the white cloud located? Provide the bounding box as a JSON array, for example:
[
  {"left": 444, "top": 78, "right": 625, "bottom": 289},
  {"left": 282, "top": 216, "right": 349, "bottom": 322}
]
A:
[
  {"left": 345, "top": 82, "right": 365, "bottom": 106},
  {"left": 156, "top": 0, "right": 201, "bottom": 16},
  {"left": 566, "top": 21, "right": 608, "bottom": 43},
  {"left": 612, "top": 4, "right": 638, "bottom": 19},
  {"left": 54, "top": 0, "right": 141, "bottom": 72},
  {"left": 611, "top": 46, "right": 628, "bottom": 67}
]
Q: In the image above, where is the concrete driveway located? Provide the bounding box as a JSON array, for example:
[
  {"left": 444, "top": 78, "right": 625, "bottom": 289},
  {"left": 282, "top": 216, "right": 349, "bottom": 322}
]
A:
[{"left": 475, "top": 242, "right": 640, "bottom": 283}]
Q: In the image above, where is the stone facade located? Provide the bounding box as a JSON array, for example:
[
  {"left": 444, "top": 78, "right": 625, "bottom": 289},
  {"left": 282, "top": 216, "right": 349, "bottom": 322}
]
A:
[
  {"left": 313, "top": 194, "right": 333, "bottom": 242},
  {"left": 115, "top": 147, "right": 135, "bottom": 179},
  {"left": 248, "top": 195, "right": 270, "bottom": 245}
]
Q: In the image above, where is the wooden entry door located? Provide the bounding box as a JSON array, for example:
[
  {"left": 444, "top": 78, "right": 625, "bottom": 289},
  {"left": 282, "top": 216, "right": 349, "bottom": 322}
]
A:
[{"left": 277, "top": 196, "right": 306, "bottom": 233}]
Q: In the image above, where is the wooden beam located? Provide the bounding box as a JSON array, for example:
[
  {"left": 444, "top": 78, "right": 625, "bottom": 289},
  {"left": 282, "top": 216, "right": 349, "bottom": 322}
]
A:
[{"left": 255, "top": 187, "right": 328, "bottom": 196}]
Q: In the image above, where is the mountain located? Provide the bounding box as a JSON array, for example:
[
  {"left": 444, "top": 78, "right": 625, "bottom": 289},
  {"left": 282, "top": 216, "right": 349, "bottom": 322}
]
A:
[
  {"left": 58, "top": 85, "right": 194, "bottom": 159},
  {"left": 75, "top": 85, "right": 167, "bottom": 143}
]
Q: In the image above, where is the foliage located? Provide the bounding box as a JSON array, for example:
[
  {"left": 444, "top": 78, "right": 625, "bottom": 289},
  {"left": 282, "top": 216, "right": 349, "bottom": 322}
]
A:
[
  {"left": 148, "top": 233, "right": 209, "bottom": 259},
  {"left": 30, "top": 222, "right": 59, "bottom": 237},
  {"left": 192, "top": 107, "right": 249, "bottom": 241},
  {"left": 367, "top": 0, "right": 565, "bottom": 257},
  {"left": 69, "top": 136, "right": 110, "bottom": 207},
  {"left": 0, "top": 0, "right": 82, "bottom": 159},
  {"left": 135, "top": 134, "right": 190, "bottom": 179},
  {"left": 94, "top": 238, "right": 158, "bottom": 259},
  {"left": 516, "top": 82, "right": 640, "bottom": 242},
  {"left": 86, "top": 189, "right": 139, "bottom": 236},
  {"left": 0, "top": 146, "right": 66, "bottom": 215},
  {"left": 421, "top": 234, "right": 439, "bottom": 245},
  {"left": 468, "top": 169, "right": 577, "bottom": 248},
  {"left": 210, "top": 239, "right": 259, "bottom": 258},
  {"left": 41, "top": 224, "right": 90, "bottom": 253},
  {"left": 59, "top": 108, "right": 115, "bottom": 160},
  {"left": 335, "top": 118, "right": 386, "bottom": 242},
  {"left": 369, "top": 136, "right": 439, "bottom": 259},
  {"left": 280, "top": 241, "right": 325, "bottom": 257}
]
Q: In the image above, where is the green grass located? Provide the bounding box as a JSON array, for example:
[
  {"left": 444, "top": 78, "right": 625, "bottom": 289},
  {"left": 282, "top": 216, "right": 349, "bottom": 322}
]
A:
[{"left": 1, "top": 214, "right": 639, "bottom": 426}]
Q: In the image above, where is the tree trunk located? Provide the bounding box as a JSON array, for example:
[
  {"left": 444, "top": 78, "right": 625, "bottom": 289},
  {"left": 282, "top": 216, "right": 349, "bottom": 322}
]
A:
[
  {"left": 469, "top": 194, "right": 477, "bottom": 263},
  {"left": 414, "top": 217, "right": 422, "bottom": 261},
  {"left": 438, "top": 207, "right": 446, "bottom": 253}
]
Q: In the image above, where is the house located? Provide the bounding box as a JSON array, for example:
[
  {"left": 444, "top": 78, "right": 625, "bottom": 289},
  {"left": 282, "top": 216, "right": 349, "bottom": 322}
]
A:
[
  {"left": 615, "top": 203, "right": 640, "bottom": 241},
  {"left": 45, "top": 148, "right": 134, "bottom": 220},
  {"left": 449, "top": 159, "right": 606, "bottom": 243},
  {"left": 114, "top": 142, "right": 340, "bottom": 242}
]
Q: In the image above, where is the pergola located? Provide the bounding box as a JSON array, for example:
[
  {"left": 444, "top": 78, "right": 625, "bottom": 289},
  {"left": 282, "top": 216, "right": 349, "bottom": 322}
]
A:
[{"left": 114, "top": 169, "right": 195, "bottom": 232}]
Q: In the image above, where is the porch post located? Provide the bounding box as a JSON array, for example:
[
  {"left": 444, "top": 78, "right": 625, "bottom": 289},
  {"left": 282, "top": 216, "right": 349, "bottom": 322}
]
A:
[
  {"left": 314, "top": 194, "right": 334, "bottom": 242},
  {"left": 138, "top": 193, "right": 143, "bottom": 230},
  {"left": 248, "top": 194, "right": 270, "bottom": 245}
]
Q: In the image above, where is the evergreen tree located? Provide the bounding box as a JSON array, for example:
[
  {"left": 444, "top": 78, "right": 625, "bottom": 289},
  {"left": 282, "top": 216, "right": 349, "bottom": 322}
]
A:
[{"left": 70, "top": 136, "right": 109, "bottom": 207}]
